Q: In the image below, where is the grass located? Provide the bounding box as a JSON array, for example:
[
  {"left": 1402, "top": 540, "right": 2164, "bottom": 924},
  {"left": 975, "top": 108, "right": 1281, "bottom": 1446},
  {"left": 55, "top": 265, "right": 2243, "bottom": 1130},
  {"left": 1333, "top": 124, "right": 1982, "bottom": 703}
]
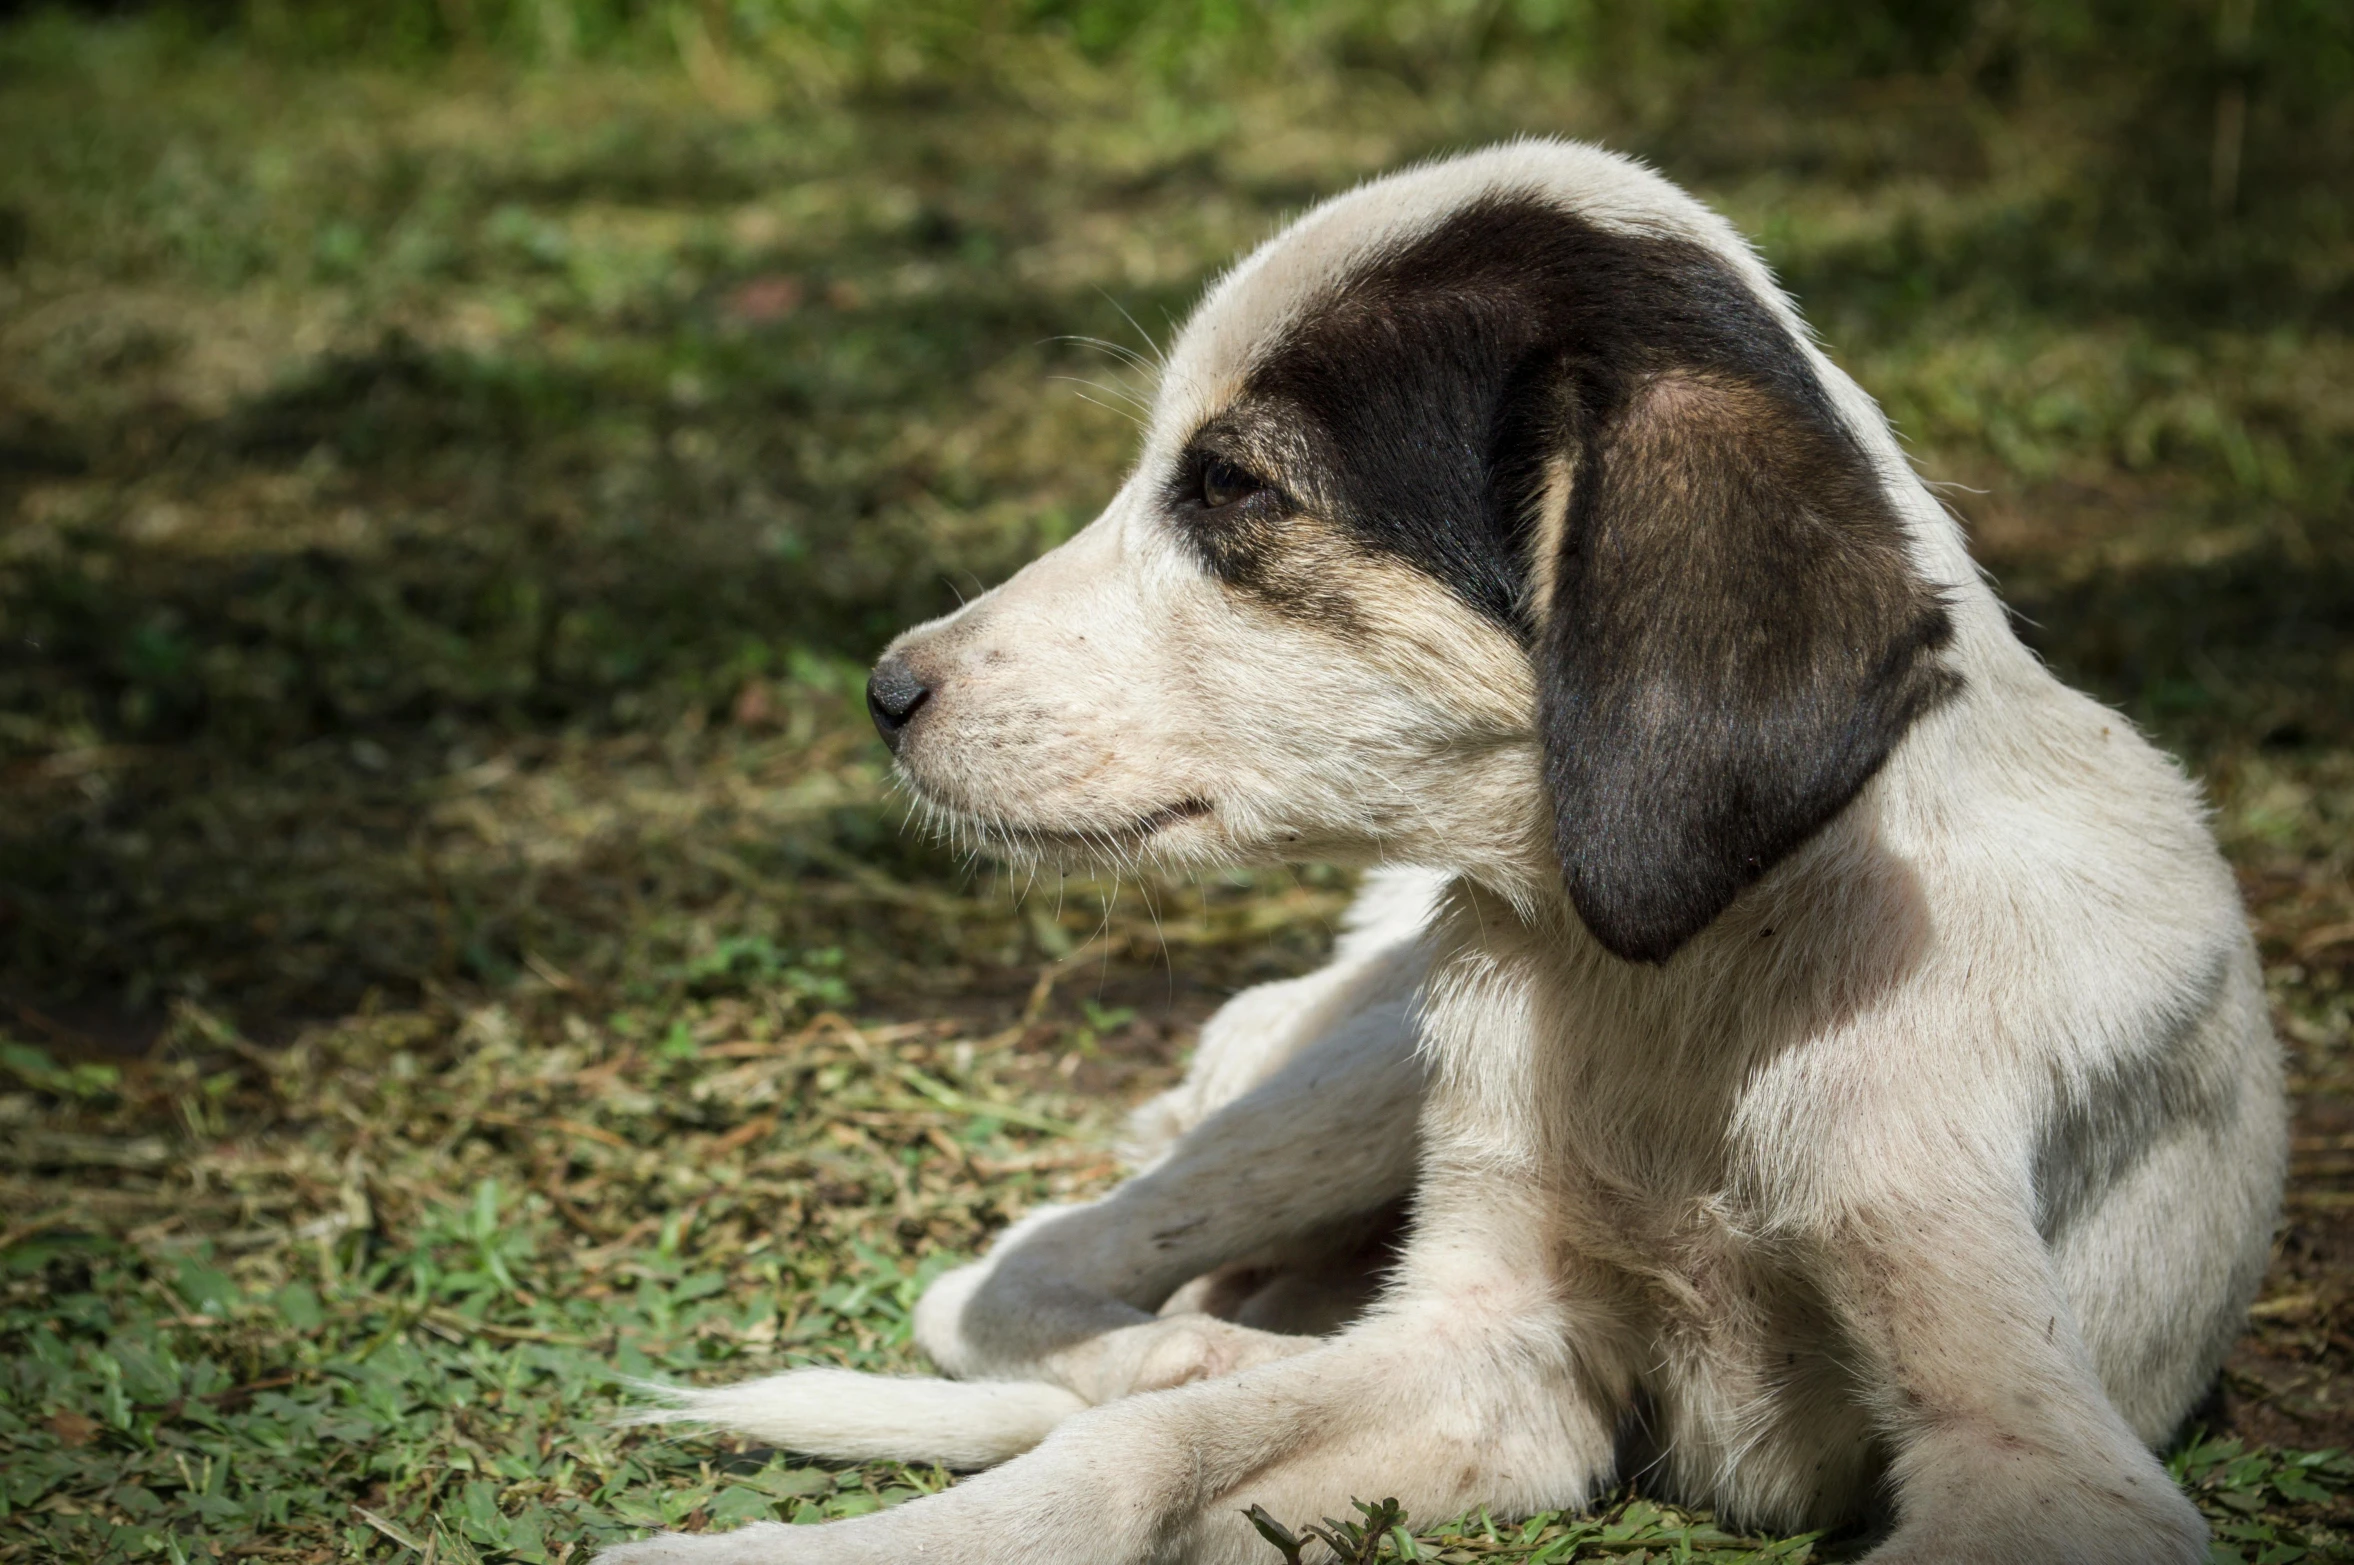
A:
[{"left": 1, "top": 8, "right": 2351, "bottom": 1562}]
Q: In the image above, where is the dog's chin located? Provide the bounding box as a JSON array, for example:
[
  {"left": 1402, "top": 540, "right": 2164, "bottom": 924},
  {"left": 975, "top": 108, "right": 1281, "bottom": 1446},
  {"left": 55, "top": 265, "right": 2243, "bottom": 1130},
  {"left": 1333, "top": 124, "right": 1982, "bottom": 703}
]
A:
[{"left": 919, "top": 794, "right": 1224, "bottom": 868}]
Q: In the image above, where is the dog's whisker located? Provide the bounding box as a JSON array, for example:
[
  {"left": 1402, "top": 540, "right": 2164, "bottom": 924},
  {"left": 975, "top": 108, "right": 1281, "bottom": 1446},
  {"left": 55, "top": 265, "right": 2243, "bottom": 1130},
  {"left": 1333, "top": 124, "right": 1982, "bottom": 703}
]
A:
[
  {"left": 1098, "top": 293, "right": 1170, "bottom": 372},
  {"left": 1061, "top": 332, "right": 1161, "bottom": 378}
]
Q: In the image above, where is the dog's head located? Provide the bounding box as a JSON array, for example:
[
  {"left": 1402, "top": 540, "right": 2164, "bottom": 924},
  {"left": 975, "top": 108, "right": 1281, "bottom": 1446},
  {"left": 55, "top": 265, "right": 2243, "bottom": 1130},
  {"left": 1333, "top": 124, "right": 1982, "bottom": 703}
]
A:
[{"left": 869, "top": 141, "right": 1959, "bottom": 963}]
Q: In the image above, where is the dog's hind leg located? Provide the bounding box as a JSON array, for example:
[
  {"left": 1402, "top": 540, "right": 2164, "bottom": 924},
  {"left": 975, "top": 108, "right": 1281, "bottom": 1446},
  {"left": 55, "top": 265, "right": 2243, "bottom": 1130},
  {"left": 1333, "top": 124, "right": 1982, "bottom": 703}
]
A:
[
  {"left": 914, "top": 979, "right": 1426, "bottom": 1400},
  {"left": 1119, "top": 865, "right": 1443, "bottom": 1168},
  {"left": 632, "top": 1005, "right": 1423, "bottom": 1467},
  {"left": 909, "top": 868, "right": 1441, "bottom": 1394},
  {"left": 2053, "top": 947, "right": 2284, "bottom": 1443},
  {"left": 600, "top": 1188, "right": 1617, "bottom": 1565},
  {"left": 630, "top": 874, "right": 1437, "bottom": 1469}
]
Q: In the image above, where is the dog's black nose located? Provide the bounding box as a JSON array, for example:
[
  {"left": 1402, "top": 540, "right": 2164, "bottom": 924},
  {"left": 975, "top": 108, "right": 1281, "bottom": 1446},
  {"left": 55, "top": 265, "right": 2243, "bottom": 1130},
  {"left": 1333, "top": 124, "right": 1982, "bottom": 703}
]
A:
[{"left": 866, "top": 655, "right": 932, "bottom": 751}]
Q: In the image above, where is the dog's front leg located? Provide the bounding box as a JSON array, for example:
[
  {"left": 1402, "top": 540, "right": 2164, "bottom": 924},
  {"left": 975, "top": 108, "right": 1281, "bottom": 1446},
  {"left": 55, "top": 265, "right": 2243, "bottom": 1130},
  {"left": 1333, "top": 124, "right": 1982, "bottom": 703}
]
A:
[
  {"left": 1786, "top": 1155, "right": 2206, "bottom": 1563},
  {"left": 601, "top": 1186, "right": 1614, "bottom": 1565}
]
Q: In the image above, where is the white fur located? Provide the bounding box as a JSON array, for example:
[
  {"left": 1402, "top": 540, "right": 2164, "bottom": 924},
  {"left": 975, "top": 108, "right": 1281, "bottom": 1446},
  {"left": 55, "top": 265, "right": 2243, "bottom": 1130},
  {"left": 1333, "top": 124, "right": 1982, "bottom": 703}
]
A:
[{"left": 596, "top": 140, "right": 2283, "bottom": 1565}]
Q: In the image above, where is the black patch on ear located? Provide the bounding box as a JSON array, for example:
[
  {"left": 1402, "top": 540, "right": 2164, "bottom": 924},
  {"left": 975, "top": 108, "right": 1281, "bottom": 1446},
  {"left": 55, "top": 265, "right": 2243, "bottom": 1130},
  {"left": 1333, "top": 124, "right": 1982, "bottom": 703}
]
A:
[{"left": 1227, "top": 190, "right": 1957, "bottom": 961}]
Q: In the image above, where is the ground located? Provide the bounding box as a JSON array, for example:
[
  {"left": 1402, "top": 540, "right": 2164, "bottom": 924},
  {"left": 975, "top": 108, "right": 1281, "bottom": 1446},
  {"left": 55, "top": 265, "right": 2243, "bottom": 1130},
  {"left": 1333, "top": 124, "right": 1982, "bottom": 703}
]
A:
[{"left": 1, "top": 12, "right": 2350, "bottom": 1563}]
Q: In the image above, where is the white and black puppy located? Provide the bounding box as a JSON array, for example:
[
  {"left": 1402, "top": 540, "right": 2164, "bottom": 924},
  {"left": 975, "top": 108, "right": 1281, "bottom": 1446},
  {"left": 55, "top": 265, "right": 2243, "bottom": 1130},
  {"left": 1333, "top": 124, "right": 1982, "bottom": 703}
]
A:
[{"left": 603, "top": 139, "right": 2285, "bottom": 1564}]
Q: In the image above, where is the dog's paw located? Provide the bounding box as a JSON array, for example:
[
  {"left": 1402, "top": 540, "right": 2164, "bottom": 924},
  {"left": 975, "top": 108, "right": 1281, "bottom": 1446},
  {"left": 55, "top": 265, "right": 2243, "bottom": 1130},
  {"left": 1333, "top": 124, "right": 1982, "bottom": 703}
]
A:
[
  {"left": 1058, "top": 1313, "right": 1315, "bottom": 1403},
  {"left": 1866, "top": 1472, "right": 2205, "bottom": 1565},
  {"left": 909, "top": 1203, "right": 1131, "bottom": 1379},
  {"left": 909, "top": 1253, "right": 993, "bottom": 1376}
]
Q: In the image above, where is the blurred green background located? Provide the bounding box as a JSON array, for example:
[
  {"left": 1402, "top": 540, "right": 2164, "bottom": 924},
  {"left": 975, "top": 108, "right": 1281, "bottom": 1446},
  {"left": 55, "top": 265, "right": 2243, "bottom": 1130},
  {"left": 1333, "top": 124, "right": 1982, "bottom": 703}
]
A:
[{"left": 1, "top": 2, "right": 2350, "bottom": 1561}]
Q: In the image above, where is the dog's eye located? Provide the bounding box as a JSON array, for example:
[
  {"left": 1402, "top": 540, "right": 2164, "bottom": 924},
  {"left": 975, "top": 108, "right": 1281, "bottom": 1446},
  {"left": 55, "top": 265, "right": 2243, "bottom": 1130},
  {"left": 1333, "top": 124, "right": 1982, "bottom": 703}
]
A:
[{"left": 1199, "top": 458, "right": 1262, "bottom": 510}]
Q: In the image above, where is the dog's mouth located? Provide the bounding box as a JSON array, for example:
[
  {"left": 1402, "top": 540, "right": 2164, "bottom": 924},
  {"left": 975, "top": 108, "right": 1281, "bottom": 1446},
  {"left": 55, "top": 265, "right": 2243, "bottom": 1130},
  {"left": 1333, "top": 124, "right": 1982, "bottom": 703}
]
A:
[
  {"left": 951, "top": 796, "right": 1216, "bottom": 857},
  {"left": 1132, "top": 797, "right": 1215, "bottom": 836}
]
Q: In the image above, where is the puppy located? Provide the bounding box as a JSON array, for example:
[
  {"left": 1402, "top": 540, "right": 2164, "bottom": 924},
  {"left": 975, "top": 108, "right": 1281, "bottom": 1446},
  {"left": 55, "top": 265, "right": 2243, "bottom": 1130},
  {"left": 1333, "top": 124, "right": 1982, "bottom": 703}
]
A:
[{"left": 603, "top": 139, "right": 2284, "bottom": 1564}]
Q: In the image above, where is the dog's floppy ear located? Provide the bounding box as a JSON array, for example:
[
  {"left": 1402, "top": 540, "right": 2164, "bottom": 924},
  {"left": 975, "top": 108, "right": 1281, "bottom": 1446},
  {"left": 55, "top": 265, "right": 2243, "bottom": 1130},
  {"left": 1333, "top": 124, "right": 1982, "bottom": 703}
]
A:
[{"left": 1535, "top": 367, "right": 1956, "bottom": 964}]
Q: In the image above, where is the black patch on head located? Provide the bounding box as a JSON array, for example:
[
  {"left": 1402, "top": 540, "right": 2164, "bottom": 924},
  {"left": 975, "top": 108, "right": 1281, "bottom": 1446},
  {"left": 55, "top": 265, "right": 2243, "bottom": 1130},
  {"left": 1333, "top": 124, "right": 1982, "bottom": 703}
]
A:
[{"left": 1189, "top": 189, "right": 1957, "bottom": 961}]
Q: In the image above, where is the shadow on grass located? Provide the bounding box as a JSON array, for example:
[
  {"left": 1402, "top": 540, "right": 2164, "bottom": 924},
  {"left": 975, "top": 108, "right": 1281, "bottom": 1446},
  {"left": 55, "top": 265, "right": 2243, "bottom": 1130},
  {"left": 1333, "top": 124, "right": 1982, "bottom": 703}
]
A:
[
  {"left": 1991, "top": 534, "right": 2354, "bottom": 762},
  {"left": 0, "top": 270, "right": 1201, "bottom": 1030},
  {"left": 1775, "top": 195, "right": 2354, "bottom": 337}
]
